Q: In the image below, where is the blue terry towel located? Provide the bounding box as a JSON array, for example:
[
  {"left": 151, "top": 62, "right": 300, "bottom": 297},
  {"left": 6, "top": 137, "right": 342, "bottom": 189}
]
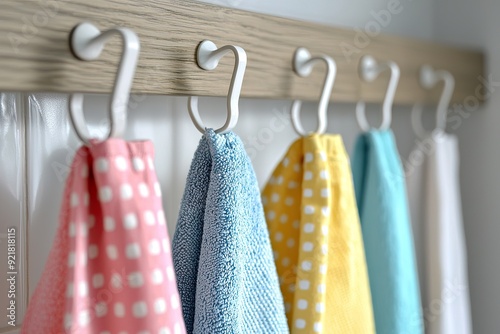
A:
[
  {"left": 352, "top": 130, "right": 423, "bottom": 334},
  {"left": 172, "top": 128, "right": 289, "bottom": 334}
]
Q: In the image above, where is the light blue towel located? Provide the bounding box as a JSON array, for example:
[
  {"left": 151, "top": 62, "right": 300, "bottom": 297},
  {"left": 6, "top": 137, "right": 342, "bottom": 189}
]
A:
[
  {"left": 352, "top": 130, "right": 423, "bottom": 334},
  {"left": 172, "top": 129, "right": 289, "bottom": 334}
]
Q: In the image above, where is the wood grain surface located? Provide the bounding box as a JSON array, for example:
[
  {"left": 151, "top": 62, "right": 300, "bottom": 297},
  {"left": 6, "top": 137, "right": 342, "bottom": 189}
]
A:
[{"left": 0, "top": 0, "right": 485, "bottom": 105}]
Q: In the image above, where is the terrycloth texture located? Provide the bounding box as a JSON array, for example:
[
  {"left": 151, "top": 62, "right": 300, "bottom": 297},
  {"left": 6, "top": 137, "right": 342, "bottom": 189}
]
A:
[
  {"left": 407, "top": 132, "right": 472, "bottom": 334},
  {"left": 22, "top": 139, "right": 185, "bottom": 334},
  {"left": 352, "top": 130, "right": 423, "bottom": 334},
  {"left": 172, "top": 129, "right": 289, "bottom": 334},
  {"left": 262, "top": 134, "right": 375, "bottom": 333}
]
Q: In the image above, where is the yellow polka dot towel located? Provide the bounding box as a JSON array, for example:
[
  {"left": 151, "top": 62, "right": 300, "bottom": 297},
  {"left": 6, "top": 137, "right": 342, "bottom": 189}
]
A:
[{"left": 262, "top": 134, "right": 375, "bottom": 333}]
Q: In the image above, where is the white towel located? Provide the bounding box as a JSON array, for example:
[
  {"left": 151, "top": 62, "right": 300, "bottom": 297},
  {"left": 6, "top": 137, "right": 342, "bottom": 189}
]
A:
[{"left": 407, "top": 132, "right": 472, "bottom": 334}]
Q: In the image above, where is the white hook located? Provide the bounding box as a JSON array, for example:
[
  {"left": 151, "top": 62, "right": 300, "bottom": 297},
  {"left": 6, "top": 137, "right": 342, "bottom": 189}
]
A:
[
  {"left": 356, "top": 55, "right": 400, "bottom": 131},
  {"left": 291, "top": 47, "right": 336, "bottom": 136},
  {"left": 68, "top": 22, "right": 140, "bottom": 145},
  {"left": 411, "top": 65, "right": 455, "bottom": 139},
  {"left": 188, "top": 40, "right": 247, "bottom": 134}
]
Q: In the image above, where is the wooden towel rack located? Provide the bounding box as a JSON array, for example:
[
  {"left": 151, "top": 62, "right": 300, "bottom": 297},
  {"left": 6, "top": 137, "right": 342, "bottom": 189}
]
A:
[{"left": 0, "top": 0, "right": 486, "bottom": 105}]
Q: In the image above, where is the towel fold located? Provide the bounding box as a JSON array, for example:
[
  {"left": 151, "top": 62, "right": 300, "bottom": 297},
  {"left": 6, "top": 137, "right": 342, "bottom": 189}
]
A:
[
  {"left": 262, "top": 134, "right": 375, "bottom": 333},
  {"left": 407, "top": 132, "right": 472, "bottom": 334},
  {"left": 21, "top": 139, "right": 185, "bottom": 333},
  {"left": 172, "top": 128, "right": 289, "bottom": 334},
  {"left": 352, "top": 130, "right": 423, "bottom": 334}
]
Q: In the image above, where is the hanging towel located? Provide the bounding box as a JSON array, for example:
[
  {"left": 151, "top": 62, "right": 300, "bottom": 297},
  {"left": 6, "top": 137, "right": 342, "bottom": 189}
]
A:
[
  {"left": 21, "top": 139, "right": 185, "bottom": 334},
  {"left": 352, "top": 130, "right": 423, "bottom": 334},
  {"left": 262, "top": 134, "right": 375, "bottom": 333},
  {"left": 172, "top": 129, "right": 289, "bottom": 334},
  {"left": 406, "top": 132, "right": 472, "bottom": 334}
]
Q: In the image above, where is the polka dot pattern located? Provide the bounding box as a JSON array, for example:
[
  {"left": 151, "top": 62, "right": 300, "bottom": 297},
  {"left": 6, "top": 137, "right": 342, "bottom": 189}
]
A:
[
  {"left": 262, "top": 135, "right": 375, "bottom": 333},
  {"left": 21, "top": 139, "right": 186, "bottom": 334}
]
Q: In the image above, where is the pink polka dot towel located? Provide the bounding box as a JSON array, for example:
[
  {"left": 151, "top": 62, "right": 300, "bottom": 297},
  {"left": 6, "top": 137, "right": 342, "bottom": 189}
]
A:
[{"left": 21, "top": 139, "right": 186, "bottom": 334}]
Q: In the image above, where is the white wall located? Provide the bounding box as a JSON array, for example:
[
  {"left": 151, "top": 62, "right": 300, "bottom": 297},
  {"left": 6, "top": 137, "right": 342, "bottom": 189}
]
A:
[
  {"left": 202, "top": 0, "right": 434, "bottom": 39},
  {"left": 434, "top": 0, "right": 500, "bottom": 332},
  {"left": 0, "top": 94, "right": 26, "bottom": 329}
]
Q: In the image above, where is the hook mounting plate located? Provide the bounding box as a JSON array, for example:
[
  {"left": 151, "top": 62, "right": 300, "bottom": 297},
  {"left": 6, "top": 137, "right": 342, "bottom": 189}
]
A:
[
  {"left": 293, "top": 47, "right": 313, "bottom": 77},
  {"left": 420, "top": 65, "right": 437, "bottom": 88},
  {"left": 70, "top": 22, "right": 104, "bottom": 61},
  {"left": 359, "top": 55, "right": 379, "bottom": 82},
  {"left": 196, "top": 40, "right": 219, "bottom": 70}
]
